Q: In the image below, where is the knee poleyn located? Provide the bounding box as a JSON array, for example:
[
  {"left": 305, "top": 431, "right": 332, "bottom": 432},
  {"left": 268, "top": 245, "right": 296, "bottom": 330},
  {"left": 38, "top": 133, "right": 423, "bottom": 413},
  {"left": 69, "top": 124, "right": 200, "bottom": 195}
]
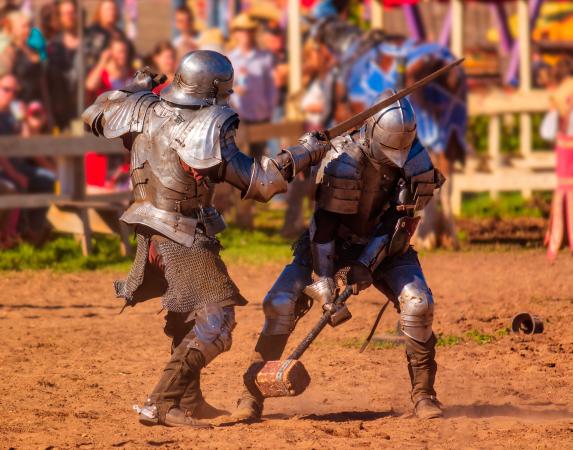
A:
[
  {"left": 398, "top": 277, "right": 434, "bottom": 343},
  {"left": 262, "top": 291, "right": 296, "bottom": 335},
  {"left": 191, "top": 306, "right": 236, "bottom": 365}
]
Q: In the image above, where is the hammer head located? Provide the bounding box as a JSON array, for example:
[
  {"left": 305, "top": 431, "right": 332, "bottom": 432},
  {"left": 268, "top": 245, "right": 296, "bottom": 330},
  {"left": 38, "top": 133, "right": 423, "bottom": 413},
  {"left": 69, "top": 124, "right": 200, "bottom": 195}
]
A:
[{"left": 255, "top": 359, "right": 311, "bottom": 398}]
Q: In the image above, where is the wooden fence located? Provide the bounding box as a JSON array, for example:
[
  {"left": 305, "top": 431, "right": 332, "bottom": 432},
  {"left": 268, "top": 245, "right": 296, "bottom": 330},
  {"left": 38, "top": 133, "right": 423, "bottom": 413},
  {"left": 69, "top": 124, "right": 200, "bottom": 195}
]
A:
[
  {"left": 0, "top": 93, "right": 560, "bottom": 246},
  {"left": 451, "top": 90, "right": 556, "bottom": 215},
  {"left": 0, "top": 121, "right": 304, "bottom": 255}
]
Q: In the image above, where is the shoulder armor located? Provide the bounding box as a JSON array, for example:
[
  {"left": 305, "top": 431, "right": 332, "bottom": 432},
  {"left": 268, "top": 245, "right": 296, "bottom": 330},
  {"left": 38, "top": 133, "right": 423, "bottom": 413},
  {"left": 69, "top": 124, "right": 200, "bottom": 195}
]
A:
[
  {"left": 89, "top": 90, "right": 159, "bottom": 139},
  {"left": 170, "top": 105, "right": 239, "bottom": 169},
  {"left": 315, "top": 134, "right": 364, "bottom": 214},
  {"left": 403, "top": 139, "right": 445, "bottom": 211}
]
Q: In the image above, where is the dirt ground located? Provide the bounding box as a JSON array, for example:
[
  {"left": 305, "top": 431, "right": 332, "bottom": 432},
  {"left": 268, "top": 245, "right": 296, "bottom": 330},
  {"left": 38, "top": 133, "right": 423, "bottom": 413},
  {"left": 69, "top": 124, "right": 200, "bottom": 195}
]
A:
[{"left": 1, "top": 249, "right": 573, "bottom": 449}]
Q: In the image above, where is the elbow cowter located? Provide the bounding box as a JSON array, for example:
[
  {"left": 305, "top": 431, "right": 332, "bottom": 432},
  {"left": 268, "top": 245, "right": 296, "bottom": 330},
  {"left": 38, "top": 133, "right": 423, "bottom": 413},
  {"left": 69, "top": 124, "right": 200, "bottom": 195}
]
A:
[{"left": 242, "top": 155, "right": 288, "bottom": 203}]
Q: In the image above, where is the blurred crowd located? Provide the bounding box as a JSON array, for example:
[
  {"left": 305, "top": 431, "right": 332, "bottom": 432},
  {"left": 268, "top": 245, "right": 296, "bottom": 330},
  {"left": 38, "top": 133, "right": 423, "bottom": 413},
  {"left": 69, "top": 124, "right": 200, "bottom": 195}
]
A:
[{"left": 0, "top": 0, "right": 295, "bottom": 247}]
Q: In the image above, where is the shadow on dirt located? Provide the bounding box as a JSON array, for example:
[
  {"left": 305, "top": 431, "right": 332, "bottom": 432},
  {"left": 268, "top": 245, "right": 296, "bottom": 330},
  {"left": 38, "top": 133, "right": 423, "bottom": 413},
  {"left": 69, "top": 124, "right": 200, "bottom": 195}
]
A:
[
  {"left": 300, "top": 410, "right": 395, "bottom": 422},
  {"left": 446, "top": 404, "right": 573, "bottom": 420}
]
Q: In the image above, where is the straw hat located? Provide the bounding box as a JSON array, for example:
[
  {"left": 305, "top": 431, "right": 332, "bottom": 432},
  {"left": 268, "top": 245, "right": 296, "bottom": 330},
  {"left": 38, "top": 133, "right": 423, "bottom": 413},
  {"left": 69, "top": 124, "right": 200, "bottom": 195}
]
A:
[
  {"left": 230, "top": 13, "right": 258, "bottom": 32},
  {"left": 198, "top": 28, "right": 225, "bottom": 50}
]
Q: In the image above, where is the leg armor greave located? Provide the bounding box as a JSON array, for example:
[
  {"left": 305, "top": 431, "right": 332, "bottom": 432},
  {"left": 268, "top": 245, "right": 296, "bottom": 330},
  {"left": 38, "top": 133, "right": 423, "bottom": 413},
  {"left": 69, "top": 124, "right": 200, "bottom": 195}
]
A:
[
  {"left": 189, "top": 305, "right": 236, "bottom": 365},
  {"left": 398, "top": 277, "right": 434, "bottom": 343},
  {"left": 262, "top": 263, "right": 313, "bottom": 335}
]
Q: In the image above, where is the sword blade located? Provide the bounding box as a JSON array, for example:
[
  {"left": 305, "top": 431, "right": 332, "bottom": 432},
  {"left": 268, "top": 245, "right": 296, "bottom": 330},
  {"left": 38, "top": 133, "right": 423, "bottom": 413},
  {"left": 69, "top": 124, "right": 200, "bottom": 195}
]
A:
[{"left": 324, "top": 57, "right": 465, "bottom": 140}]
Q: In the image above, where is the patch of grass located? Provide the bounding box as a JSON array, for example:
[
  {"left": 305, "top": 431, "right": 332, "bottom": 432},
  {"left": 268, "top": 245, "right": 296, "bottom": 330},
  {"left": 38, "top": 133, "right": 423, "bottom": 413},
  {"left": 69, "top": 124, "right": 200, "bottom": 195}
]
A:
[
  {"left": 436, "top": 334, "right": 463, "bottom": 347},
  {"left": 0, "top": 225, "right": 293, "bottom": 272},
  {"left": 461, "top": 192, "right": 545, "bottom": 219},
  {"left": 0, "top": 234, "right": 131, "bottom": 271},
  {"left": 465, "top": 329, "right": 496, "bottom": 345},
  {"left": 496, "top": 327, "right": 510, "bottom": 337},
  {"left": 219, "top": 226, "right": 292, "bottom": 265},
  {"left": 341, "top": 337, "right": 402, "bottom": 351}
]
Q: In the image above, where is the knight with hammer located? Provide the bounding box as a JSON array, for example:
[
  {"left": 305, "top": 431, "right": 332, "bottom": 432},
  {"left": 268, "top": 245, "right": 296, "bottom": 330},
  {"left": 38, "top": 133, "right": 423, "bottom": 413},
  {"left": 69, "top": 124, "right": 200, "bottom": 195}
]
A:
[{"left": 234, "top": 59, "right": 463, "bottom": 421}]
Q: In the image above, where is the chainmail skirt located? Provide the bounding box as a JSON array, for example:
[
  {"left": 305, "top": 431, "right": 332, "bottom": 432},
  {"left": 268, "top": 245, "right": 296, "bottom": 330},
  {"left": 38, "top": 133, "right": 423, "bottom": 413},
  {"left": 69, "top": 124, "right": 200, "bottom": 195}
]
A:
[{"left": 115, "top": 229, "right": 247, "bottom": 315}]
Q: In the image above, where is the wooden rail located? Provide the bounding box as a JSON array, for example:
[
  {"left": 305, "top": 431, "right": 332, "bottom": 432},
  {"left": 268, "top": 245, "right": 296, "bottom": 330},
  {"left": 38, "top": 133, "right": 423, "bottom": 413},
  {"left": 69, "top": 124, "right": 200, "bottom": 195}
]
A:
[
  {"left": 0, "top": 120, "right": 305, "bottom": 254},
  {"left": 451, "top": 90, "right": 556, "bottom": 215}
]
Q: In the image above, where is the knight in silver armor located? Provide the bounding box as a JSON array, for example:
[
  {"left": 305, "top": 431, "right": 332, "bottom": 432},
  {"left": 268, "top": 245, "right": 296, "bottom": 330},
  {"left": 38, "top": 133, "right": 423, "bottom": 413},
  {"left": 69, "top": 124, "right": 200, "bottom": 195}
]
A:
[
  {"left": 82, "top": 50, "right": 330, "bottom": 428},
  {"left": 235, "top": 89, "right": 445, "bottom": 421}
]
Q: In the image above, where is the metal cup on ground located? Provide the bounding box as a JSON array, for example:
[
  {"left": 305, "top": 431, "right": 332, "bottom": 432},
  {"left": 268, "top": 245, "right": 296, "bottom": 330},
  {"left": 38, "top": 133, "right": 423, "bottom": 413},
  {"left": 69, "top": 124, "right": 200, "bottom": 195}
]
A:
[{"left": 511, "top": 313, "right": 544, "bottom": 335}]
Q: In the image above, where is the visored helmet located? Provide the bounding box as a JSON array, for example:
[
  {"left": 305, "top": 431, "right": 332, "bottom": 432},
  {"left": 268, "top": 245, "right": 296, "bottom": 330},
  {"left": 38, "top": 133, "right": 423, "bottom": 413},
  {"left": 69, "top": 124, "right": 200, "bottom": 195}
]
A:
[
  {"left": 362, "top": 89, "right": 417, "bottom": 168},
  {"left": 161, "top": 50, "right": 234, "bottom": 107}
]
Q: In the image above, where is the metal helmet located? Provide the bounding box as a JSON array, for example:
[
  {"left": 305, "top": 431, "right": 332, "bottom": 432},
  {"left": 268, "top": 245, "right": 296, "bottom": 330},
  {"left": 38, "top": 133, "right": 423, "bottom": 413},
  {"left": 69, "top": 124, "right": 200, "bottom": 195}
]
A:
[
  {"left": 362, "top": 89, "right": 417, "bottom": 168},
  {"left": 160, "top": 50, "right": 234, "bottom": 107}
]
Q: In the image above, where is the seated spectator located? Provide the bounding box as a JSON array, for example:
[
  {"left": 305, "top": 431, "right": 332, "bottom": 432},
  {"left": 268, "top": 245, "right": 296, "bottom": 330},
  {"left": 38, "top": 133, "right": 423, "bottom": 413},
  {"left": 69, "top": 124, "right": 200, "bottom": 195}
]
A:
[
  {"left": 22, "top": 101, "right": 56, "bottom": 172},
  {"left": 0, "top": 72, "right": 23, "bottom": 247},
  {"left": 13, "top": 108, "right": 56, "bottom": 244},
  {"left": 85, "top": 0, "right": 134, "bottom": 71},
  {"left": 86, "top": 37, "right": 134, "bottom": 102},
  {"left": 47, "top": 0, "right": 79, "bottom": 131},
  {"left": 4, "top": 11, "right": 45, "bottom": 103},
  {"left": 150, "top": 41, "right": 177, "bottom": 94},
  {"left": 172, "top": 5, "right": 197, "bottom": 60}
]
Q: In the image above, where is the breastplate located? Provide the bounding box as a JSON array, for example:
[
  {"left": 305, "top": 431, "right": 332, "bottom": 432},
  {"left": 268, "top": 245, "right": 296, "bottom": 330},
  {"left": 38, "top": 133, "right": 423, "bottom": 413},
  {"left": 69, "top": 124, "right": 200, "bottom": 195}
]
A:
[
  {"left": 120, "top": 104, "right": 225, "bottom": 246},
  {"left": 341, "top": 161, "right": 400, "bottom": 237}
]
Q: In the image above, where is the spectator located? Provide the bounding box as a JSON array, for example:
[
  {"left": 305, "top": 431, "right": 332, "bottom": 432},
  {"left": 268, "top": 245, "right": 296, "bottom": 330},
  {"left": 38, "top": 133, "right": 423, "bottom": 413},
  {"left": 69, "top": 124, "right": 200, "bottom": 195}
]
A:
[
  {"left": 46, "top": 0, "right": 79, "bottom": 131},
  {"left": 22, "top": 101, "right": 56, "bottom": 172},
  {"left": 0, "top": 73, "right": 24, "bottom": 247},
  {"left": 5, "top": 11, "right": 45, "bottom": 103},
  {"left": 9, "top": 102, "right": 56, "bottom": 244},
  {"left": 197, "top": 28, "right": 224, "bottom": 53},
  {"left": 85, "top": 0, "right": 134, "bottom": 71},
  {"left": 0, "top": 72, "right": 22, "bottom": 139},
  {"left": 86, "top": 37, "right": 133, "bottom": 101},
  {"left": 228, "top": 13, "right": 277, "bottom": 160},
  {"left": 172, "top": 5, "right": 197, "bottom": 60},
  {"left": 149, "top": 41, "right": 177, "bottom": 94},
  {"left": 262, "top": 21, "right": 288, "bottom": 121}
]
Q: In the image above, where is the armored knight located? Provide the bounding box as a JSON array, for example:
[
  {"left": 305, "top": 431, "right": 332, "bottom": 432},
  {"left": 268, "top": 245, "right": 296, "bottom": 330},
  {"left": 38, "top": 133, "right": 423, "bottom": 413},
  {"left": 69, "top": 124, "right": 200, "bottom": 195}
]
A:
[
  {"left": 82, "top": 50, "right": 330, "bottom": 428},
  {"left": 235, "top": 89, "right": 445, "bottom": 420}
]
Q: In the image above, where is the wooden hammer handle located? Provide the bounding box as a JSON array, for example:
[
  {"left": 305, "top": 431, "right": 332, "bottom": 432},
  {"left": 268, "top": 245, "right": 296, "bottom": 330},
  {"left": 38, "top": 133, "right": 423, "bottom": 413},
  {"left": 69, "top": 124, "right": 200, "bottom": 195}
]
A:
[{"left": 287, "top": 286, "right": 353, "bottom": 361}]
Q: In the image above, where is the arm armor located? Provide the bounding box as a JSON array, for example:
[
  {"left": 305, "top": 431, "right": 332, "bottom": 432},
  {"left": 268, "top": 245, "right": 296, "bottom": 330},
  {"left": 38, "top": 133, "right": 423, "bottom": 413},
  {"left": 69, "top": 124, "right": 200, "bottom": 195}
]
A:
[
  {"left": 403, "top": 140, "right": 446, "bottom": 211},
  {"left": 242, "top": 155, "right": 289, "bottom": 202},
  {"left": 283, "top": 132, "right": 331, "bottom": 176},
  {"left": 356, "top": 213, "right": 421, "bottom": 273},
  {"left": 217, "top": 122, "right": 289, "bottom": 202}
]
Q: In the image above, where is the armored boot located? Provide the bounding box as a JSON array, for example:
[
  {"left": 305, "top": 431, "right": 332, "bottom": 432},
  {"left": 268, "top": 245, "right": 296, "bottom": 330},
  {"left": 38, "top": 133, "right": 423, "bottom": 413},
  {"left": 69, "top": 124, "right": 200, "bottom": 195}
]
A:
[
  {"left": 139, "top": 347, "right": 211, "bottom": 428},
  {"left": 405, "top": 333, "right": 442, "bottom": 419},
  {"left": 234, "top": 334, "right": 290, "bottom": 421}
]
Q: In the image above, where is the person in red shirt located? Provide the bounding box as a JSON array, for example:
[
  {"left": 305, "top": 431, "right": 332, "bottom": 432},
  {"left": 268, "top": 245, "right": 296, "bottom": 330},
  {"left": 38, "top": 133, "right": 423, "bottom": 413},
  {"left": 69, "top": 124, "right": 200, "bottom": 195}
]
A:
[
  {"left": 150, "top": 41, "right": 177, "bottom": 95},
  {"left": 85, "top": 37, "right": 134, "bottom": 102}
]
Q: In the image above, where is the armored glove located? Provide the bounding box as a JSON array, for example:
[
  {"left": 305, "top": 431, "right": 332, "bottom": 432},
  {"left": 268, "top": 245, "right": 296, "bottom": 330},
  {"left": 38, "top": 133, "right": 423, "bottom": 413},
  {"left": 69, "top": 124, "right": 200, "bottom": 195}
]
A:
[
  {"left": 346, "top": 263, "right": 373, "bottom": 294},
  {"left": 303, "top": 277, "right": 337, "bottom": 311},
  {"left": 124, "top": 66, "right": 167, "bottom": 93},
  {"left": 299, "top": 132, "right": 331, "bottom": 165},
  {"left": 284, "top": 132, "right": 331, "bottom": 176}
]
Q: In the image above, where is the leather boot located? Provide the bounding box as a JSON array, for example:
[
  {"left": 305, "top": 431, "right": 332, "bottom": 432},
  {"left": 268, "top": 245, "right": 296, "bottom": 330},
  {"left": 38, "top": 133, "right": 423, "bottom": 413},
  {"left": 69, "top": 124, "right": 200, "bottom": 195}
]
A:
[
  {"left": 145, "top": 347, "right": 206, "bottom": 425},
  {"left": 191, "top": 398, "right": 230, "bottom": 420},
  {"left": 414, "top": 397, "right": 443, "bottom": 419},
  {"left": 137, "top": 403, "right": 212, "bottom": 428},
  {"left": 233, "top": 334, "right": 290, "bottom": 421},
  {"left": 405, "top": 333, "right": 442, "bottom": 419},
  {"left": 163, "top": 406, "right": 212, "bottom": 428}
]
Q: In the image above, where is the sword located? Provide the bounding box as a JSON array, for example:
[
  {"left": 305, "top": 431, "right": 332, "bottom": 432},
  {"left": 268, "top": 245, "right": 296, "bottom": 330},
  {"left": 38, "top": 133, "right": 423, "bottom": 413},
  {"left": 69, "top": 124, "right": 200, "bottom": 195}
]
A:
[{"left": 322, "top": 57, "right": 465, "bottom": 141}]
